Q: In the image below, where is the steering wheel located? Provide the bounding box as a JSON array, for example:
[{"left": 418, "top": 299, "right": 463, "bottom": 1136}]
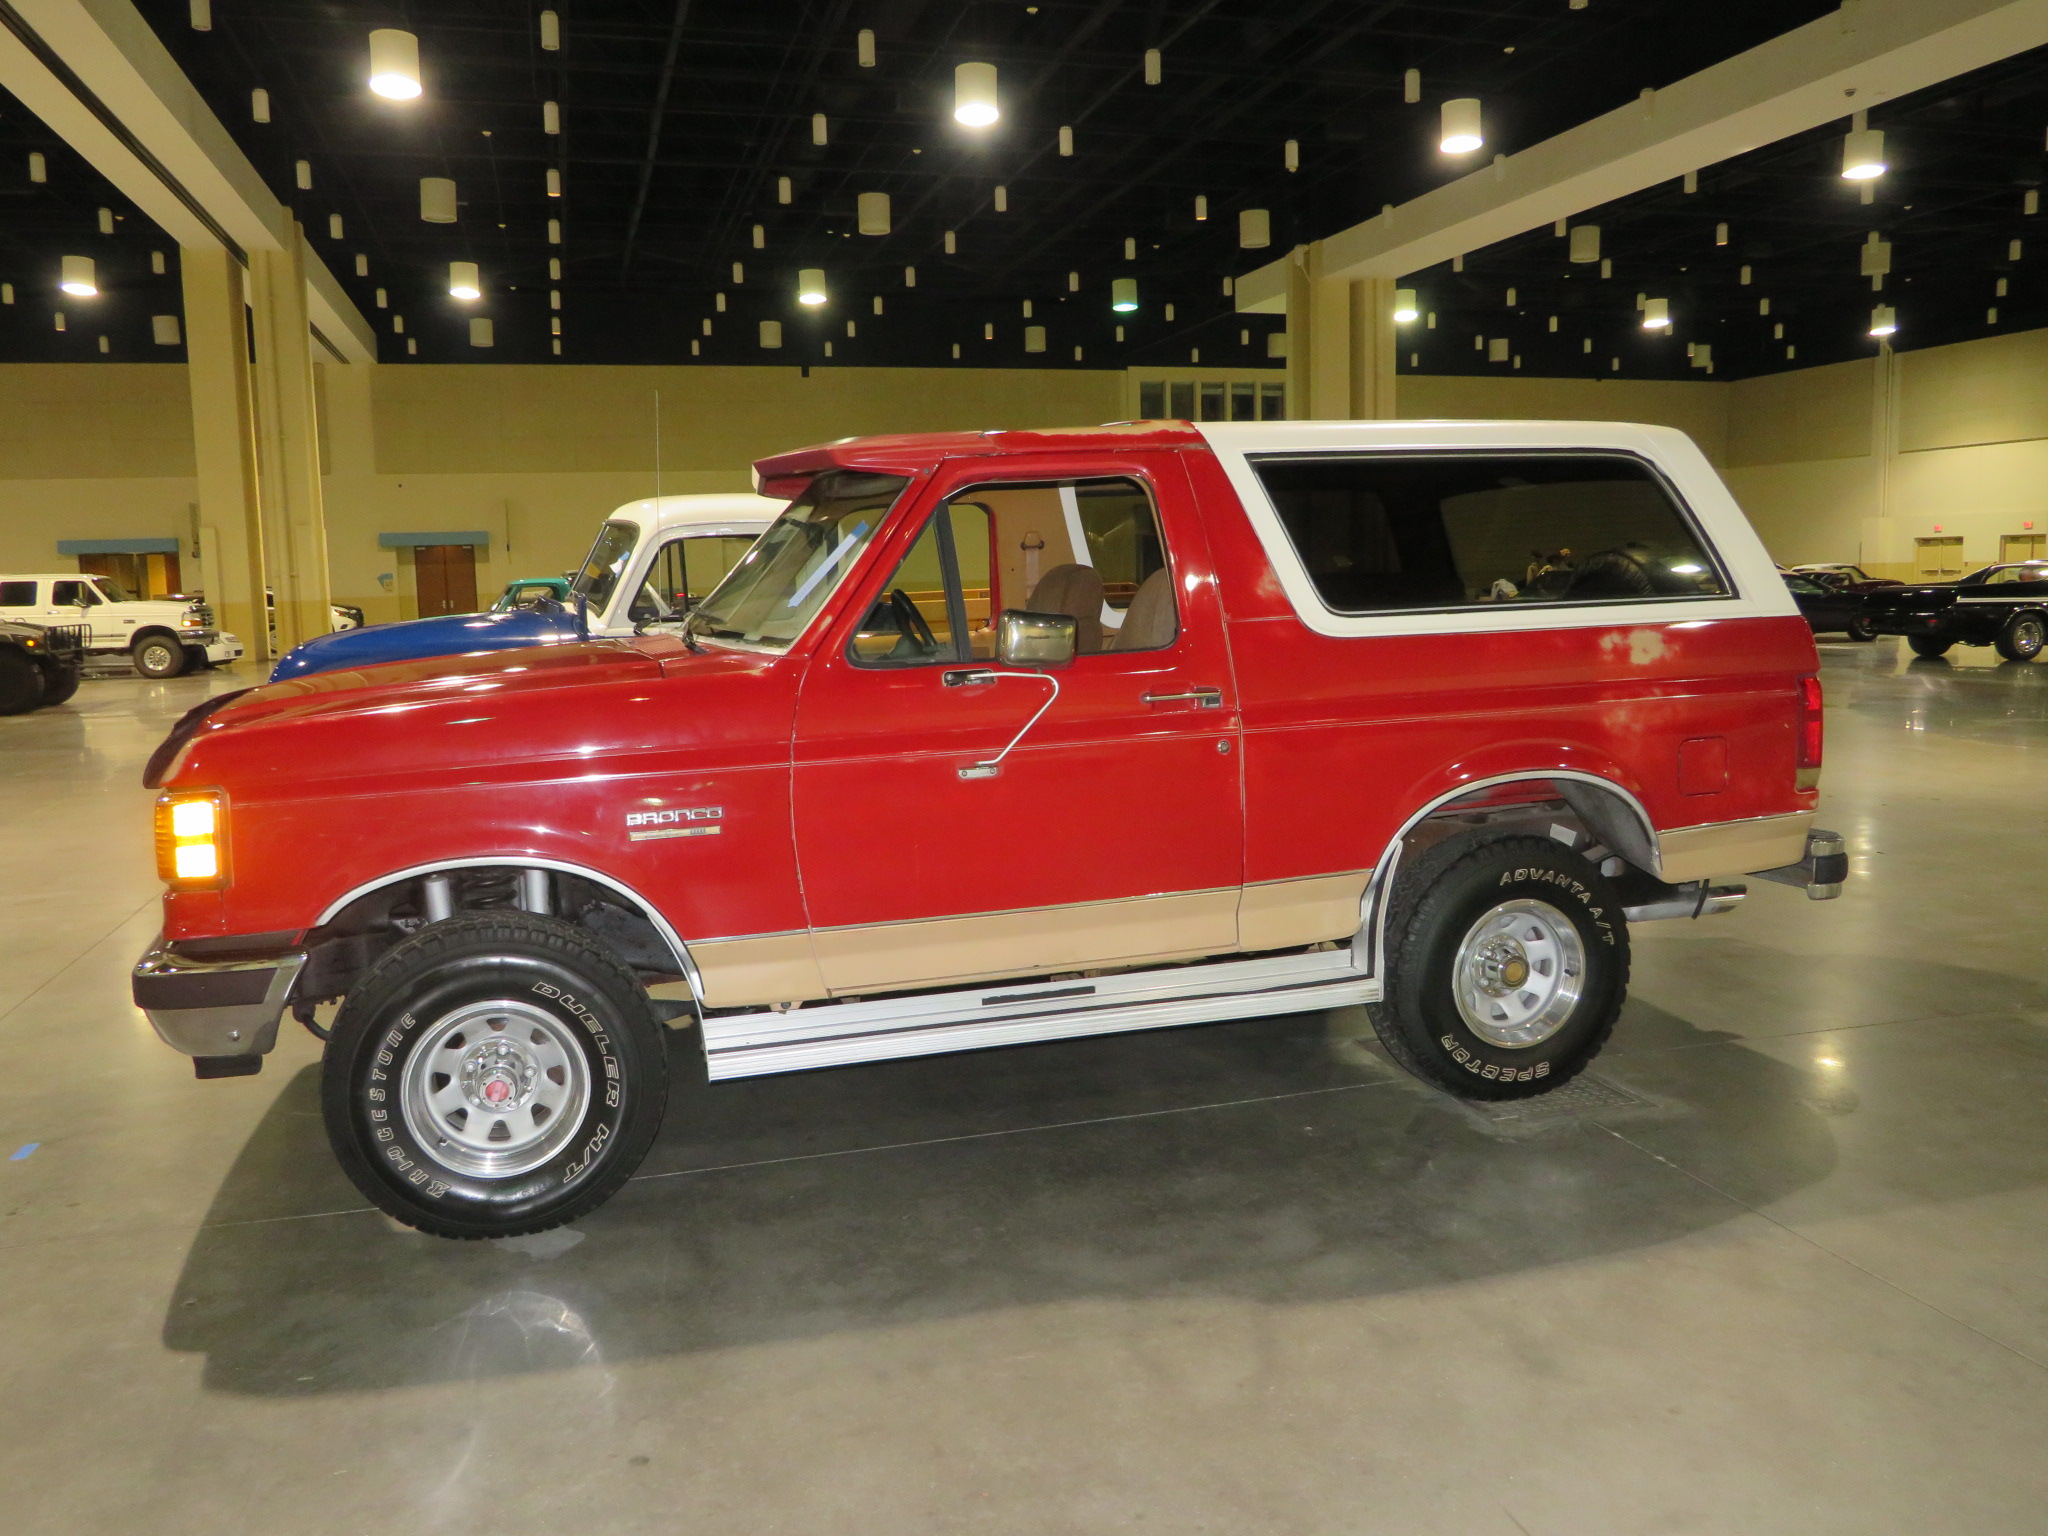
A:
[{"left": 888, "top": 588, "right": 939, "bottom": 653}]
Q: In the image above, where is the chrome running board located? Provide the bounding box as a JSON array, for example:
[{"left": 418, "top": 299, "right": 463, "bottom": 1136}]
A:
[{"left": 701, "top": 947, "right": 1380, "bottom": 1080}]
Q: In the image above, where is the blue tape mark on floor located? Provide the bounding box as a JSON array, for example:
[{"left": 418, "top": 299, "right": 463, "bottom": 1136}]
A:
[{"left": 10, "top": 1143, "right": 39, "bottom": 1161}]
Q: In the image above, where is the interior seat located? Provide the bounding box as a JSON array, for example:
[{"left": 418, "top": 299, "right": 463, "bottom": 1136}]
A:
[
  {"left": 1026, "top": 563, "right": 1105, "bottom": 653},
  {"left": 1112, "top": 568, "right": 1178, "bottom": 650}
]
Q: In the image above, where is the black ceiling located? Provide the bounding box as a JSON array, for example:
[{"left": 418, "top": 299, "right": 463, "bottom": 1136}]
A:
[{"left": 1, "top": 1, "right": 2041, "bottom": 379}]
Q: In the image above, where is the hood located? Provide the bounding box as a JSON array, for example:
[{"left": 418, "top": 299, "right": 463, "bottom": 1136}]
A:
[
  {"left": 269, "top": 606, "right": 570, "bottom": 681},
  {"left": 161, "top": 634, "right": 783, "bottom": 795}
]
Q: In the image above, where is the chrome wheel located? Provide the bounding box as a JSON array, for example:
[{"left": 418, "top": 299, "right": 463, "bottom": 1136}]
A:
[
  {"left": 1453, "top": 898, "right": 1586, "bottom": 1048},
  {"left": 400, "top": 999, "right": 591, "bottom": 1178}
]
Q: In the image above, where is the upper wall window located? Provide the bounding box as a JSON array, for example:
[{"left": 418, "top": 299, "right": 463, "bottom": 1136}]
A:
[{"left": 1249, "top": 452, "right": 1729, "bottom": 615}]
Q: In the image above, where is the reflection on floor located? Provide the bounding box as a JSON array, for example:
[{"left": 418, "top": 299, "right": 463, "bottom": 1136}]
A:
[{"left": 3, "top": 642, "right": 2047, "bottom": 1535}]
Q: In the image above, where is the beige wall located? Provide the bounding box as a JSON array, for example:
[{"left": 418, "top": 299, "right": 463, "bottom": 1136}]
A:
[{"left": 6, "top": 337, "right": 2048, "bottom": 619}]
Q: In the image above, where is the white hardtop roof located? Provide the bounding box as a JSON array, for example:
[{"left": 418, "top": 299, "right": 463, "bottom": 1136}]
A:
[
  {"left": 607, "top": 492, "right": 784, "bottom": 532},
  {"left": 1192, "top": 418, "right": 1700, "bottom": 456}
]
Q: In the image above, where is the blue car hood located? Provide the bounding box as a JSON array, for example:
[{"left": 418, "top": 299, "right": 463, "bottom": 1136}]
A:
[{"left": 269, "top": 606, "right": 580, "bottom": 681}]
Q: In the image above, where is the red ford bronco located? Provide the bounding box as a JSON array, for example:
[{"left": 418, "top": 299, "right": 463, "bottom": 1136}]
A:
[{"left": 134, "top": 420, "right": 1845, "bottom": 1238}]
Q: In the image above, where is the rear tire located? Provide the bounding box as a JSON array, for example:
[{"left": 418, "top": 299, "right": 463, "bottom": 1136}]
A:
[
  {"left": 35, "top": 662, "right": 80, "bottom": 707},
  {"left": 321, "top": 911, "right": 670, "bottom": 1238},
  {"left": 1994, "top": 612, "right": 2045, "bottom": 663},
  {"left": 1907, "top": 634, "right": 1953, "bottom": 659},
  {"left": 1366, "top": 833, "right": 1629, "bottom": 1101},
  {"left": 0, "top": 649, "right": 44, "bottom": 715},
  {"left": 1845, "top": 617, "right": 1877, "bottom": 642},
  {"left": 132, "top": 633, "right": 186, "bottom": 678}
]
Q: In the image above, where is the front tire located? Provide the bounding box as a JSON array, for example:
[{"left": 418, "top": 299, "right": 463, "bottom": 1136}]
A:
[
  {"left": 1367, "top": 834, "right": 1629, "bottom": 1101},
  {"left": 321, "top": 911, "right": 670, "bottom": 1238},
  {"left": 0, "top": 649, "right": 43, "bottom": 715},
  {"left": 1907, "top": 634, "right": 1953, "bottom": 659},
  {"left": 132, "top": 633, "right": 187, "bottom": 678},
  {"left": 1995, "top": 612, "right": 2045, "bottom": 663},
  {"left": 1845, "top": 617, "right": 1877, "bottom": 642},
  {"left": 35, "top": 662, "right": 80, "bottom": 707}
]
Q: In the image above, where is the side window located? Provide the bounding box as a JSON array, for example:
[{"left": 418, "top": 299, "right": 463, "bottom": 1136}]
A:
[
  {"left": 850, "top": 504, "right": 992, "bottom": 667},
  {"left": 976, "top": 477, "right": 1178, "bottom": 654},
  {"left": 1250, "top": 453, "right": 1728, "bottom": 615},
  {"left": 52, "top": 580, "right": 97, "bottom": 607},
  {"left": 0, "top": 581, "right": 34, "bottom": 606}
]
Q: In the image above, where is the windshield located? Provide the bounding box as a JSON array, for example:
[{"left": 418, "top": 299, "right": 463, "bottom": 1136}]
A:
[
  {"left": 96, "top": 579, "right": 135, "bottom": 603},
  {"left": 685, "top": 472, "right": 909, "bottom": 650},
  {"left": 571, "top": 522, "right": 639, "bottom": 612}
]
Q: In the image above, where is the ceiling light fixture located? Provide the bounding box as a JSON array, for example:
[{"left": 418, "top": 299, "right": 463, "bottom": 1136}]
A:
[
  {"left": 1568, "top": 224, "right": 1600, "bottom": 263},
  {"left": 1392, "top": 289, "right": 1418, "bottom": 323},
  {"left": 798, "top": 268, "right": 828, "bottom": 306},
  {"left": 539, "top": 10, "right": 560, "bottom": 50},
  {"left": 367, "top": 29, "right": 422, "bottom": 99},
  {"left": 1869, "top": 304, "right": 1897, "bottom": 337},
  {"left": 1841, "top": 127, "right": 1886, "bottom": 180},
  {"left": 1239, "top": 209, "right": 1270, "bottom": 249},
  {"left": 1641, "top": 297, "right": 1671, "bottom": 329},
  {"left": 420, "top": 177, "right": 457, "bottom": 223},
  {"left": 1111, "top": 277, "right": 1138, "bottom": 313},
  {"left": 954, "top": 63, "right": 999, "bottom": 127},
  {"left": 1440, "top": 98, "right": 1483, "bottom": 154},
  {"left": 858, "top": 192, "right": 890, "bottom": 235},
  {"left": 59, "top": 256, "right": 96, "bottom": 297},
  {"left": 448, "top": 261, "right": 481, "bottom": 300}
]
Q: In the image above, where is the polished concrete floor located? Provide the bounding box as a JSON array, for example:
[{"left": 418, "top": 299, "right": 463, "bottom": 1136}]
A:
[{"left": 3, "top": 641, "right": 2046, "bottom": 1535}]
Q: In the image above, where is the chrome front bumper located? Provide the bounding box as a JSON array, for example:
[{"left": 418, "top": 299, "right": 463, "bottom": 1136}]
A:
[
  {"left": 132, "top": 935, "right": 304, "bottom": 1077},
  {"left": 201, "top": 632, "right": 245, "bottom": 664}
]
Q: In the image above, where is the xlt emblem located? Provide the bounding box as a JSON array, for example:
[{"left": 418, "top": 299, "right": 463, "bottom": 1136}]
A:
[{"left": 625, "top": 806, "right": 723, "bottom": 842}]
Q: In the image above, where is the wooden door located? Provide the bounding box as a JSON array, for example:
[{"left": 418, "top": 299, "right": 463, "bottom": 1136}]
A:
[{"left": 415, "top": 545, "right": 479, "bottom": 616}]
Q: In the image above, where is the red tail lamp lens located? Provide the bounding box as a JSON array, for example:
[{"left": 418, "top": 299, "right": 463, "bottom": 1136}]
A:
[{"left": 1796, "top": 675, "right": 1824, "bottom": 768}]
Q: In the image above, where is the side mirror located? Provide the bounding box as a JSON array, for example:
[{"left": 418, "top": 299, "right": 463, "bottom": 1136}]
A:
[{"left": 994, "top": 608, "right": 1077, "bottom": 669}]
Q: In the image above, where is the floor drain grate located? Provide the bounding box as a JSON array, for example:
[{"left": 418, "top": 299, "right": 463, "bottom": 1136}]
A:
[{"left": 1467, "top": 1072, "right": 1644, "bottom": 1122}]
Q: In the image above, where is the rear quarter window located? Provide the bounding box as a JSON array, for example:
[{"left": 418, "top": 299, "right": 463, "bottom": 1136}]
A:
[
  {"left": 1250, "top": 452, "right": 1729, "bottom": 615},
  {"left": 0, "top": 582, "right": 34, "bottom": 606}
]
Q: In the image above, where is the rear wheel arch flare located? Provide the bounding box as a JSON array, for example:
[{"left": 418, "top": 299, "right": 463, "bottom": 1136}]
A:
[{"left": 1354, "top": 771, "right": 1656, "bottom": 978}]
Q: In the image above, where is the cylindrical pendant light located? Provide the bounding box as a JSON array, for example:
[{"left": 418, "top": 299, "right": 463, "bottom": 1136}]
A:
[
  {"left": 797, "top": 268, "right": 828, "bottom": 306},
  {"left": 59, "top": 256, "right": 96, "bottom": 297},
  {"left": 1841, "top": 128, "right": 1886, "bottom": 180},
  {"left": 28, "top": 152, "right": 46, "bottom": 183},
  {"left": 1143, "top": 48, "right": 1162, "bottom": 85},
  {"left": 367, "top": 29, "right": 422, "bottom": 99},
  {"left": 1058, "top": 125, "right": 1073, "bottom": 156},
  {"left": 759, "top": 320, "right": 783, "bottom": 349},
  {"left": 295, "top": 160, "right": 312, "bottom": 189},
  {"left": 543, "top": 101, "right": 561, "bottom": 134},
  {"left": 1283, "top": 139, "right": 1299, "bottom": 172},
  {"left": 1870, "top": 304, "right": 1897, "bottom": 337},
  {"left": 904, "top": 266, "right": 917, "bottom": 287},
  {"left": 1568, "top": 224, "right": 1600, "bottom": 263},
  {"left": 1239, "top": 208, "right": 1270, "bottom": 249},
  {"left": 354, "top": 253, "right": 368, "bottom": 276},
  {"left": 751, "top": 224, "right": 765, "bottom": 249},
  {"left": 857, "top": 28, "right": 876, "bottom": 68},
  {"left": 469, "top": 318, "right": 494, "bottom": 348},
  {"left": 1392, "top": 289, "right": 1419, "bottom": 323},
  {"left": 858, "top": 192, "right": 890, "bottom": 234},
  {"left": 539, "top": 10, "right": 560, "bottom": 50},
  {"left": 1439, "top": 98, "right": 1483, "bottom": 154},
  {"left": 549, "top": 219, "right": 563, "bottom": 245},
  {"left": 328, "top": 214, "right": 344, "bottom": 239},
  {"left": 1024, "top": 325, "right": 1046, "bottom": 353},
  {"left": 153, "top": 315, "right": 181, "bottom": 346},
  {"left": 1111, "top": 277, "right": 1138, "bottom": 313},
  {"left": 1068, "top": 271, "right": 1080, "bottom": 292},
  {"left": 994, "top": 185, "right": 1008, "bottom": 212},
  {"left": 420, "top": 177, "right": 457, "bottom": 223},
  {"left": 448, "top": 261, "right": 481, "bottom": 300},
  {"left": 777, "top": 176, "right": 792, "bottom": 204},
  {"left": 251, "top": 88, "right": 271, "bottom": 122},
  {"left": 954, "top": 62, "right": 999, "bottom": 127},
  {"left": 1641, "top": 297, "right": 1671, "bottom": 329},
  {"left": 1194, "top": 194, "right": 1207, "bottom": 221},
  {"left": 1403, "top": 68, "right": 1420, "bottom": 103},
  {"left": 812, "top": 114, "right": 828, "bottom": 145}
]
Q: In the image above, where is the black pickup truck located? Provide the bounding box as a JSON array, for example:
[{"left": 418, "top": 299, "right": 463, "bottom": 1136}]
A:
[
  {"left": 0, "top": 620, "right": 85, "bottom": 712},
  {"left": 1863, "top": 561, "right": 2048, "bottom": 660}
]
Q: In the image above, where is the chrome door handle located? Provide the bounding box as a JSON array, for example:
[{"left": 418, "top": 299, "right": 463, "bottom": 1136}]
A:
[
  {"left": 1141, "top": 687, "right": 1223, "bottom": 708},
  {"left": 943, "top": 667, "right": 996, "bottom": 688}
]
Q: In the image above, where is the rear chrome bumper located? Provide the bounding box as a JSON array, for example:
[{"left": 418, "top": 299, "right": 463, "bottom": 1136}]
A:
[
  {"left": 132, "top": 935, "right": 304, "bottom": 1077},
  {"left": 1751, "top": 828, "right": 1849, "bottom": 901}
]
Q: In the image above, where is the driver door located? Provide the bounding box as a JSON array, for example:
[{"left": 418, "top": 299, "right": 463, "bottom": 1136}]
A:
[{"left": 791, "top": 453, "right": 1244, "bottom": 995}]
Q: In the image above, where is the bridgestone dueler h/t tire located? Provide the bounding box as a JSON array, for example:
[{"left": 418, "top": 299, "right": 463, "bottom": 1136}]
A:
[
  {"left": 321, "top": 911, "right": 670, "bottom": 1238},
  {"left": 1366, "top": 834, "right": 1630, "bottom": 1102}
]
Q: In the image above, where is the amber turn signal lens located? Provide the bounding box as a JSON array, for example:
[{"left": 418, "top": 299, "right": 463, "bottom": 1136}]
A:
[{"left": 155, "top": 790, "right": 228, "bottom": 888}]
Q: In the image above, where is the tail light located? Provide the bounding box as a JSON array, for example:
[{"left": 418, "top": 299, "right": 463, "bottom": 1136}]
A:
[{"left": 1796, "top": 675, "right": 1824, "bottom": 770}]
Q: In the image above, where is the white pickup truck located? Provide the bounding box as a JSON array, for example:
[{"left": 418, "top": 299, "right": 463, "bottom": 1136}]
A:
[{"left": 0, "top": 574, "right": 243, "bottom": 677}]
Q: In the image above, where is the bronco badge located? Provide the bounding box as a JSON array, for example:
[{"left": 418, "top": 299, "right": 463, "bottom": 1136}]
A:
[{"left": 625, "top": 806, "right": 723, "bottom": 841}]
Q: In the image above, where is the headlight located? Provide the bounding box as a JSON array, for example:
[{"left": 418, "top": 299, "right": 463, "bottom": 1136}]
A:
[
  {"left": 180, "top": 615, "right": 204, "bottom": 628},
  {"left": 155, "top": 790, "right": 228, "bottom": 888}
]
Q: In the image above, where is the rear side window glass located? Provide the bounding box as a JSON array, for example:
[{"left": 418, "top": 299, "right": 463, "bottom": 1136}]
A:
[
  {"left": 0, "top": 582, "right": 33, "bottom": 605},
  {"left": 1250, "top": 452, "right": 1728, "bottom": 614}
]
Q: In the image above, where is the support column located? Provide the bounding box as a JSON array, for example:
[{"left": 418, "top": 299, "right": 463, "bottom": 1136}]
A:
[
  {"left": 247, "top": 226, "right": 333, "bottom": 653},
  {"left": 178, "top": 245, "right": 267, "bottom": 659},
  {"left": 317, "top": 354, "right": 384, "bottom": 620},
  {"left": 1284, "top": 244, "right": 1398, "bottom": 421}
]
